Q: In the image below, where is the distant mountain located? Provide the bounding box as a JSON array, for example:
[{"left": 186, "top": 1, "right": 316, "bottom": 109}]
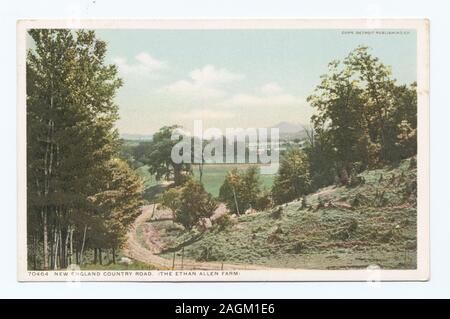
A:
[
  {"left": 272, "top": 121, "right": 305, "bottom": 134},
  {"left": 120, "top": 133, "right": 153, "bottom": 141},
  {"left": 270, "top": 122, "right": 310, "bottom": 140}
]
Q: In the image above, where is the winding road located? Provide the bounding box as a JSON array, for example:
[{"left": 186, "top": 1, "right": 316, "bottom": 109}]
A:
[{"left": 122, "top": 204, "right": 269, "bottom": 270}]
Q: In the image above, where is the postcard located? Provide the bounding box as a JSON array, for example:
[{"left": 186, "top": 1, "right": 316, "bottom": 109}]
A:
[{"left": 17, "top": 19, "right": 429, "bottom": 281}]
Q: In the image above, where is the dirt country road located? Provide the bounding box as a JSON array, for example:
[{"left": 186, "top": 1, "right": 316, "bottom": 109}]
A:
[{"left": 123, "top": 204, "right": 269, "bottom": 270}]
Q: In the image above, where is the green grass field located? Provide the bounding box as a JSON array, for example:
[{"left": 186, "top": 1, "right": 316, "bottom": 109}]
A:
[
  {"left": 193, "top": 164, "right": 275, "bottom": 197},
  {"left": 136, "top": 164, "right": 275, "bottom": 198}
]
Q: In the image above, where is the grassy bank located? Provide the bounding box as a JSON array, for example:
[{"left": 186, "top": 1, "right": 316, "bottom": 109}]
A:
[
  {"left": 157, "top": 158, "right": 417, "bottom": 269},
  {"left": 81, "top": 260, "right": 158, "bottom": 270}
]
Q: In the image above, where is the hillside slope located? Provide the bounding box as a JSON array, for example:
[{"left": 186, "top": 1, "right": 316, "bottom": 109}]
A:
[{"left": 156, "top": 157, "right": 417, "bottom": 270}]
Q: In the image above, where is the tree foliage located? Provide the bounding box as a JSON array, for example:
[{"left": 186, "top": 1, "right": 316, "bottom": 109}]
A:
[
  {"left": 89, "top": 159, "right": 144, "bottom": 250},
  {"left": 305, "top": 46, "right": 417, "bottom": 191},
  {"left": 158, "top": 178, "right": 217, "bottom": 229},
  {"left": 271, "top": 148, "right": 312, "bottom": 205},
  {"left": 176, "top": 178, "right": 217, "bottom": 229},
  {"left": 219, "top": 166, "right": 270, "bottom": 214},
  {"left": 27, "top": 29, "right": 141, "bottom": 270},
  {"left": 157, "top": 186, "right": 183, "bottom": 220},
  {"left": 140, "top": 126, "right": 192, "bottom": 186}
]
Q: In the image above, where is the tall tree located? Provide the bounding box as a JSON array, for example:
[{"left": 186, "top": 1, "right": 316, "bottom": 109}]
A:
[
  {"left": 176, "top": 178, "right": 217, "bottom": 229},
  {"left": 306, "top": 45, "right": 417, "bottom": 185},
  {"left": 272, "top": 148, "right": 312, "bottom": 205},
  {"left": 307, "top": 58, "right": 369, "bottom": 171},
  {"left": 143, "top": 126, "right": 192, "bottom": 186},
  {"left": 27, "top": 29, "right": 126, "bottom": 269},
  {"left": 346, "top": 45, "right": 398, "bottom": 163},
  {"left": 219, "top": 166, "right": 266, "bottom": 214},
  {"left": 89, "top": 159, "right": 144, "bottom": 262}
]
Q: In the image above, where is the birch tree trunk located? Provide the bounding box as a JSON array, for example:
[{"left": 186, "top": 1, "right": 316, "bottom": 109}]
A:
[
  {"left": 59, "top": 228, "right": 64, "bottom": 268},
  {"left": 64, "top": 226, "right": 69, "bottom": 266},
  {"left": 42, "top": 208, "right": 48, "bottom": 269},
  {"left": 53, "top": 230, "right": 59, "bottom": 270},
  {"left": 99, "top": 248, "right": 102, "bottom": 265},
  {"left": 232, "top": 187, "right": 240, "bottom": 215},
  {"left": 79, "top": 225, "right": 87, "bottom": 266},
  {"left": 69, "top": 226, "right": 73, "bottom": 265}
]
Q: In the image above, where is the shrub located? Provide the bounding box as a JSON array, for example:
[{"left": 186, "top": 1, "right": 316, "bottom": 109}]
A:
[
  {"left": 290, "top": 241, "right": 306, "bottom": 254},
  {"left": 267, "top": 233, "right": 282, "bottom": 244},
  {"left": 300, "top": 195, "right": 308, "bottom": 209},
  {"left": 157, "top": 187, "right": 182, "bottom": 218},
  {"left": 271, "top": 148, "right": 312, "bottom": 205},
  {"left": 254, "top": 191, "right": 272, "bottom": 211},
  {"left": 172, "top": 178, "right": 217, "bottom": 229},
  {"left": 219, "top": 166, "right": 264, "bottom": 214},
  {"left": 330, "top": 219, "right": 358, "bottom": 240},
  {"left": 213, "top": 214, "right": 234, "bottom": 231},
  {"left": 197, "top": 245, "right": 223, "bottom": 262},
  {"left": 270, "top": 207, "right": 283, "bottom": 219},
  {"left": 348, "top": 175, "right": 365, "bottom": 187},
  {"left": 409, "top": 156, "right": 417, "bottom": 169},
  {"left": 339, "top": 167, "right": 349, "bottom": 186}
]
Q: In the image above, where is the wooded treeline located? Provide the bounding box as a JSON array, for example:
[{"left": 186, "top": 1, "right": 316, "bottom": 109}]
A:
[
  {"left": 272, "top": 46, "right": 417, "bottom": 204},
  {"left": 27, "top": 30, "right": 143, "bottom": 270}
]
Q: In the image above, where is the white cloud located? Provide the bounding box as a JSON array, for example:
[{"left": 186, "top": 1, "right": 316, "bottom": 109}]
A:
[
  {"left": 113, "top": 52, "right": 167, "bottom": 75},
  {"left": 189, "top": 65, "right": 244, "bottom": 86},
  {"left": 161, "top": 65, "right": 244, "bottom": 99},
  {"left": 162, "top": 80, "right": 224, "bottom": 99},
  {"left": 179, "top": 108, "right": 235, "bottom": 120},
  {"left": 223, "top": 83, "right": 303, "bottom": 108},
  {"left": 260, "top": 82, "right": 284, "bottom": 95}
]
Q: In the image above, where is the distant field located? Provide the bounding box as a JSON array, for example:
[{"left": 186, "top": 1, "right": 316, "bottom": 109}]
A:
[
  {"left": 136, "top": 164, "right": 275, "bottom": 198},
  {"left": 193, "top": 164, "right": 275, "bottom": 197}
]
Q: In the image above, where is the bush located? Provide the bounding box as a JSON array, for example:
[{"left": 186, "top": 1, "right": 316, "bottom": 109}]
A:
[
  {"left": 351, "top": 193, "right": 366, "bottom": 207},
  {"left": 157, "top": 187, "right": 182, "bottom": 218},
  {"left": 348, "top": 175, "right": 365, "bottom": 187},
  {"left": 254, "top": 191, "right": 272, "bottom": 211},
  {"left": 316, "top": 196, "right": 325, "bottom": 209},
  {"left": 267, "top": 233, "right": 282, "bottom": 244},
  {"left": 290, "top": 241, "right": 306, "bottom": 254},
  {"left": 197, "top": 245, "right": 223, "bottom": 262},
  {"left": 409, "top": 156, "right": 417, "bottom": 169},
  {"left": 271, "top": 148, "right": 312, "bottom": 205},
  {"left": 339, "top": 167, "right": 349, "bottom": 186},
  {"left": 166, "top": 178, "right": 217, "bottom": 230},
  {"left": 270, "top": 207, "right": 283, "bottom": 219},
  {"left": 330, "top": 219, "right": 358, "bottom": 240},
  {"left": 213, "top": 214, "right": 234, "bottom": 231},
  {"left": 300, "top": 195, "right": 308, "bottom": 209},
  {"left": 219, "top": 166, "right": 265, "bottom": 214}
]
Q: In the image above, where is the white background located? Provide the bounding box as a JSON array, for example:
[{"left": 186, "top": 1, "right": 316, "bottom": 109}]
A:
[{"left": 1, "top": 0, "right": 448, "bottom": 298}]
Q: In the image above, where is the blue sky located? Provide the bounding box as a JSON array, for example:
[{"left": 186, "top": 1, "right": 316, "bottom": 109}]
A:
[{"left": 34, "top": 29, "right": 418, "bottom": 135}]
